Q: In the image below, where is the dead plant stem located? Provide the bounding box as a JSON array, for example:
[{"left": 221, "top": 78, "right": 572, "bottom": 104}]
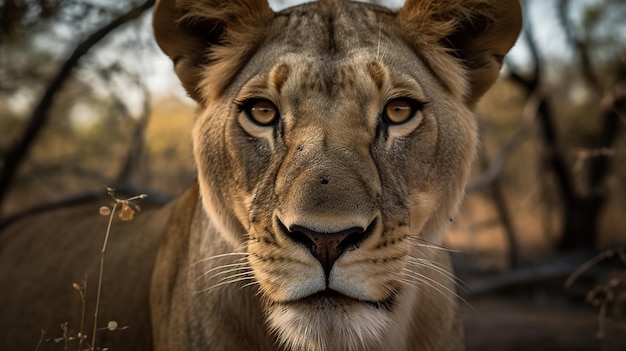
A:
[
  {"left": 78, "top": 275, "right": 87, "bottom": 349},
  {"left": 92, "top": 202, "right": 118, "bottom": 349}
]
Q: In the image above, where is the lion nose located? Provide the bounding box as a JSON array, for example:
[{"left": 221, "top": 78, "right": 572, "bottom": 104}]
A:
[{"left": 285, "top": 224, "right": 370, "bottom": 275}]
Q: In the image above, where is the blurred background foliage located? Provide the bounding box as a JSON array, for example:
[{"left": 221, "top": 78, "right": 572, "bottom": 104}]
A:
[{"left": 1, "top": 0, "right": 625, "bottom": 348}]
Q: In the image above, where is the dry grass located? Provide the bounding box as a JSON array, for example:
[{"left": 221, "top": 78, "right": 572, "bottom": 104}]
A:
[
  {"left": 566, "top": 246, "right": 626, "bottom": 347},
  {"left": 36, "top": 188, "right": 145, "bottom": 351}
]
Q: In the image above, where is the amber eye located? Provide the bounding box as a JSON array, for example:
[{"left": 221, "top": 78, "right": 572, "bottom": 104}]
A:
[
  {"left": 246, "top": 100, "right": 278, "bottom": 125},
  {"left": 384, "top": 98, "right": 419, "bottom": 124}
]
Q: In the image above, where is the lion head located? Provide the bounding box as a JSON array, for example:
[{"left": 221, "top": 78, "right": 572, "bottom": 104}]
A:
[{"left": 153, "top": 0, "right": 521, "bottom": 350}]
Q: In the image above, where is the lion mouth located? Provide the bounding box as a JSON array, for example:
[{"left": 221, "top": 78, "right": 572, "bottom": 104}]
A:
[{"left": 278, "top": 289, "right": 396, "bottom": 311}]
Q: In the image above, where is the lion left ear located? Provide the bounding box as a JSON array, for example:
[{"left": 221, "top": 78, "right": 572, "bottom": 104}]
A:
[
  {"left": 399, "top": 0, "right": 523, "bottom": 106},
  {"left": 153, "top": 0, "right": 274, "bottom": 103}
]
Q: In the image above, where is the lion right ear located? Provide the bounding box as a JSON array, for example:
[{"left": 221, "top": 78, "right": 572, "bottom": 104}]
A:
[
  {"left": 153, "top": 0, "right": 274, "bottom": 103},
  {"left": 398, "top": 0, "right": 522, "bottom": 106}
]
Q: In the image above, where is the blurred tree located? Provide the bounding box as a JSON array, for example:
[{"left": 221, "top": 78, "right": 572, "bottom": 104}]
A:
[
  {"left": 504, "top": 0, "right": 625, "bottom": 250},
  {"left": 0, "top": 0, "right": 64, "bottom": 39},
  {"left": 0, "top": 0, "right": 156, "bottom": 217}
]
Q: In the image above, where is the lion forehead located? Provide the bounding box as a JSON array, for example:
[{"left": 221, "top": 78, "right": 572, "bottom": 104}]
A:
[
  {"left": 220, "top": 2, "right": 437, "bottom": 101},
  {"left": 270, "top": 1, "right": 390, "bottom": 53}
]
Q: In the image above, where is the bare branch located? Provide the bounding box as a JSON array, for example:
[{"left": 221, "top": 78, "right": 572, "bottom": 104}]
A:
[
  {"left": 557, "top": 0, "right": 604, "bottom": 96},
  {"left": 466, "top": 90, "right": 542, "bottom": 192},
  {"left": 0, "top": 0, "right": 155, "bottom": 216},
  {"left": 117, "top": 81, "right": 152, "bottom": 182},
  {"left": 0, "top": 183, "right": 173, "bottom": 232},
  {"left": 466, "top": 252, "right": 595, "bottom": 296}
]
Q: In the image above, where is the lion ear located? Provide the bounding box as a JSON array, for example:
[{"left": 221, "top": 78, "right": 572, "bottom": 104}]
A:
[
  {"left": 153, "top": 0, "right": 274, "bottom": 102},
  {"left": 398, "top": 0, "right": 523, "bottom": 106}
]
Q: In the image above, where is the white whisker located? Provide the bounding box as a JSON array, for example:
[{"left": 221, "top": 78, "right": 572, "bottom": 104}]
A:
[
  {"left": 407, "top": 256, "right": 457, "bottom": 280},
  {"left": 192, "top": 252, "right": 249, "bottom": 266},
  {"left": 203, "top": 263, "right": 250, "bottom": 276},
  {"left": 400, "top": 273, "right": 448, "bottom": 298},
  {"left": 376, "top": 17, "right": 382, "bottom": 61},
  {"left": 218, "top": 271, "right": 255, "bottom": 282},
  {"left": 406, "top": 237, "right": 462, "bottom": 253},
  {"left": 398, "top": 278, "right": 421, "bottom": 289},
  {"left": 195, "top": 263, "right": 252, "bottom": 283},
  {"left": 194, "top": 276, "right": 257, "bottom": 295},
  {"left": 406, "top": 256, "right": 468, "bottom": 293},
  {"left": 402, "top": 268, "right": 456, "bottom": 297},
  {"left": 240, "top": 281, "right": 261, "bottom": 291},
  {"left": 193, "top": 259, "right": 250, "bottom": 286},
  {"left": 211, "top": 266, "right": 252, "bottom": 277},
  {"left": 401, "top": 268, "right": 472, "bottom": 309}
]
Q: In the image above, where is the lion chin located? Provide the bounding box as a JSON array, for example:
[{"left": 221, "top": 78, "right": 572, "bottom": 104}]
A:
[{"left": 266, "top": 292, "right": 393, "bottom": 351}]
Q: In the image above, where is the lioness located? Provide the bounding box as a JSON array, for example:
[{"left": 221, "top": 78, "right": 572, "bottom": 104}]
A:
[{"left": 0, "top": 0, "right": 521, "bottom": 350}]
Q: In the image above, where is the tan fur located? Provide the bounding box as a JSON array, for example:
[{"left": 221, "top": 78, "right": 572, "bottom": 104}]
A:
[{"left": 0, "top": 1, "right": 521, "bottom": 350}]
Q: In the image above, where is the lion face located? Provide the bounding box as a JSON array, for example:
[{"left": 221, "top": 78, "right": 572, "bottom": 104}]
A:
[
  {"left": 153, "top": 0, "right": 522, "bottom": 350},
  {"left": 193, "top": 19, "right": 475, "bottom": 351}
]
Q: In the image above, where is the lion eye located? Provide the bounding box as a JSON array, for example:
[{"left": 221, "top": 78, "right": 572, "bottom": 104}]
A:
[
  {"left": 246, "top": 100, "right": 278, "bottom": 125},
  {"left": 383, "top": 99, "right": 419, "bottom": 125}
]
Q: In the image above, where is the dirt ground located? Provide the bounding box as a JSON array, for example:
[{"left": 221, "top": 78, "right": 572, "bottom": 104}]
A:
[{"left": 463, "top": 295, "right": 625, "bottom": 351}]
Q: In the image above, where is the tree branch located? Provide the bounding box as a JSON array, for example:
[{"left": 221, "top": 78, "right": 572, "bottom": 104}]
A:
[
  {"left": 0, "top": 0, "right": 155, "bottom": 217},
  {"left": 466, "top": 90, "right": 541, "bottom": 192},
  {"left": 557, "top": 0, "right": 604, "bottom": 96}
]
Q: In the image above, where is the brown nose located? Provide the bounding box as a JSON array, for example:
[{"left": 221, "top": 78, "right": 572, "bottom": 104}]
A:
[{"left": 284, "top": 223, "right": 370, "bottom": 275}]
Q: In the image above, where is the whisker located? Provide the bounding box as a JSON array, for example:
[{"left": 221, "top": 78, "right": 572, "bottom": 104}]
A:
[
  {"left": 218, "top": 271, "right": 255, "bottom": 282},
  {"left": 211, "top": 266, "right": 252, "bottom": 277},
  {"left": 199, "top": 262, "right": 251, "bottom": 277},
  {"left": 376, "top": 17, "right": 382, "bottom": 61},
  {"left": 406, "top": 256, "right": 468, "bottom": 293},
  {"left": 193, "top": 266, "right": 252, "bottom": 284},
  {"left": 406, "top": 255, "right": 451, "bottom": 270},
  {"left": 405, "top": 237, "right": 462, "bottom": 253},
  {"left": 400, "top": 273, "right": 451, "bottom": 301},
  {"left": 379, "top": 42, "right": 388, "bottom": 62},
  {"left": 402, "top": 268, "right": 457, "bottom": 297},
  {"left": 194, "top": 276, "right": 257, "bottom": 295},
  {"left": 401, "top": 268, "right": 473, "bottom": 309},
  {"left": 398, "top": 278, "right": 422, "bottom": 290},
  {"left": 406, "top": 256, "right": 460, "bottom": 280},
  {"left": 404, "top": 270, "right": 448, "bottom": 300},
  {"left": 240, "top": 281, "right": 261, "bottom": 291},
  {"left": 192, "top": 252, "right": 249, "bottom": 266}
]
